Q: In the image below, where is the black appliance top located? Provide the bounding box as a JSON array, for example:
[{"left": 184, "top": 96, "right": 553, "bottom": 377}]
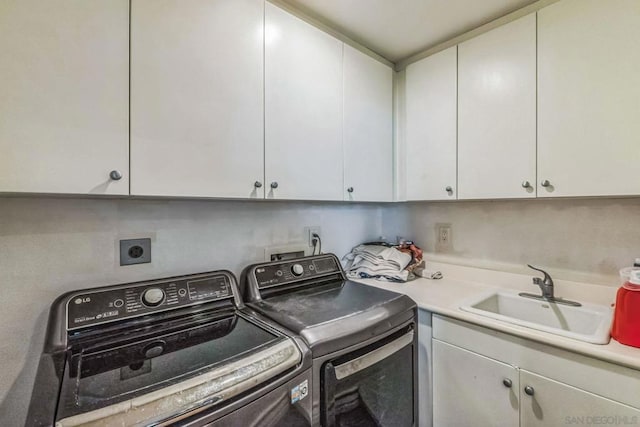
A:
[
  {"left": 28, "top": 270, "right": 304, "bottom": 427},
  {"left": 249, "top": 280, "right": 408, "bottom": 332},
  {"left": 242, "top": 254, "right": 417, "bottom": 356},
  {"left": 57, "top": 311, "right": 284, "bottom": 420}
]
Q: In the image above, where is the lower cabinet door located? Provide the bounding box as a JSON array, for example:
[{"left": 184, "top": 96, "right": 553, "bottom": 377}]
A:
[
  {"left": 433, "top": 339, "right": 519, "bottom": 427},
  {"left": 520, "top": 369, "right": 640, "bottom": 427}
]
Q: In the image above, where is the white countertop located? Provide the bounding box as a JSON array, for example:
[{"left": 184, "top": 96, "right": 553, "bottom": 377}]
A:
[{"left": 355, "top": 260, "right": 640, "bottom": 371}]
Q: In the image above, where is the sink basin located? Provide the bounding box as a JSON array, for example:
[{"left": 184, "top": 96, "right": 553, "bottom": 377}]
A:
[{"left": 460, "top": 291, "right": 613, "bottom": 344}]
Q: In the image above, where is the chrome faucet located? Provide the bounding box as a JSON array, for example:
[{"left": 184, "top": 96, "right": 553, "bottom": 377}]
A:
[
  {"left": 528, "top": 264, "right": 555, "bottom": 298},
  {"left": 519, "top": 265, "right": 581, "bottom": 307}
]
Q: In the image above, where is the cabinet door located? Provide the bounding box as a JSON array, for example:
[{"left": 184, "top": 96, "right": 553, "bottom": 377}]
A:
[
  {"left": 458, "top": 14, "right": 536, "bottom": 199},
  {"left": 265, "top": 3, "right": 343, "bottom": 201},
  {"left": 130, "top": 0, "right": 264, "bottom": 198},
  {"left": 0, "top": 0, "right": 129, "bottom": 195},
  {"left": 520, "top": 370, "right": 640, "bottom": 427},
  {"left": 538, "top": 0, "right": 640, "bottom": 197},
  {"left": 405, "top": 47, "right": 457, "bottom": 201},
  {"left": 343, "top": 45, "right": 393, "bottom": 202},
  {"left": 433, "top": 339, "right": 519, "bottom": 427}
]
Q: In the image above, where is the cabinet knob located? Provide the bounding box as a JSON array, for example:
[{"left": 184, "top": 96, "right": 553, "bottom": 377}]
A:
[
  {"left": 502, "top": 378, "right": 513, "bottom": 388},
  {"left": 254, "top": 181, "right": 263, "bottom": 188},
  {"left": 524, "top": 385, "right": 535, "bottom": 396},
  {"left": 521, "top": 181, "right": 531, "bottom": 188},
  {"left": 540, "top": 180, "right": 551, "bottom": 188},
  {"left": 270, "top": 182, "right": 278, "bottom": 189},
  {"left": 347, "top": 187, "right": 354, "bottom": 193},
  {"left": 445, "top": 186, "right": 453, "bottom": 193},
  {"left": 109, "top": 170, "right": 123, "bottom": 181}
]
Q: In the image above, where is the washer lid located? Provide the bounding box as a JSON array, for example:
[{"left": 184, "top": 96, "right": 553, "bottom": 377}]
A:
[{"left": 56, "top": 313, "right": 298, "bottom": 425}]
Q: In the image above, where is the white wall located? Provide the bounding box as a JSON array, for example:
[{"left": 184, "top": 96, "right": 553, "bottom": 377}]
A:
[
  {"left": 392, "top": 198, "right": 640, "bottom": 285},
  {"left": 0, "top": 196, "right": 386, "bottom": 425},
  {"left": 4, "top": 195, "right": 639, "bottom": 425}
]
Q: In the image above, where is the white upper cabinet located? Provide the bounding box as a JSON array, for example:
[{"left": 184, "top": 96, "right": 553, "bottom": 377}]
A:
[
  {"left": 405, "top": 46, "right": 458, "bottom": 201},
  {"left": 537, "top": 0, "right": 640, "bottom": 197},
  {"left": 130, "top": 0, "right": 264, "bottom": 198},
  {"left": 0, "top": 0, "right": 129, "bottom": 195},
  {"left": 265, "top": 3, "right": 344, "bottom": 201},
  {"left": 458, "top": 14, "right": 536, "bottom": 200},
  {"left": 343, "top": 45, "right": 393, "bottom": 202}
]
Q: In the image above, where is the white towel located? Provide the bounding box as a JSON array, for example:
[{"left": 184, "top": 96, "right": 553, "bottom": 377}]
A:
[{"left": 343, "top": 245, "right": 412, "bottom": 282}]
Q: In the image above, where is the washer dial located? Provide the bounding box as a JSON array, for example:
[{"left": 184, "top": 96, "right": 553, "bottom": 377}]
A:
[{"left": 142, "top": 288, "right": 165, "bottom": 307}]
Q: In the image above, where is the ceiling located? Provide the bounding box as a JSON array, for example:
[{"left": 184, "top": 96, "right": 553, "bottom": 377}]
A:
[{"left": 282, "top": 0, "right": 537, "bottom": 62}]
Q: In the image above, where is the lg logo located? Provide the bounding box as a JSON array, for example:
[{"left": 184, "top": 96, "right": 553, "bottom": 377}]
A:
[{"left": 74, "top": 297, "right": 91, "bottom": 305}]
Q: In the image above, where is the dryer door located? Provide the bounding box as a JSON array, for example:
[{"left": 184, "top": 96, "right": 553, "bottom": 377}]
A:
[{"left": 321, "top": 326, "right": 416, "bottom": 427}]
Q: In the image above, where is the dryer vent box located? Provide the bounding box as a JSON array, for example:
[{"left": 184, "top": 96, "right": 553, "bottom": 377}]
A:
[{"left": 264, "top": 244, "right": 309, "bottom": 262}]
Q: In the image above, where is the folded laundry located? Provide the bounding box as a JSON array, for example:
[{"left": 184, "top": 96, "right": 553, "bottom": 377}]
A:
[{"left": 343, "top": 244, "right": 417, "bottom": 282}]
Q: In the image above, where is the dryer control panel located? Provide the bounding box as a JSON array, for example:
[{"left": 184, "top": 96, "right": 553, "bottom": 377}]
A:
[{"left": 254, "top": 255, "right": 341, "bottom": 289}]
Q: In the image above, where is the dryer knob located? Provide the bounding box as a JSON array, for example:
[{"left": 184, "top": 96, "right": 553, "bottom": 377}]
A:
[{"left": 291, "top": 264, "right": 304, "bottom": 276}]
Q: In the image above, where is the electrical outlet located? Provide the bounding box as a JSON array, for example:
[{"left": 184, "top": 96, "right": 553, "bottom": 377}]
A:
[
  {"left": 436, "top": 223, "right": 452, "bottom": 251},
  {"left": 304, "top": 226, "right": 321, "bottom": 247},
  {"left": 120, "top": 238, "right": 151, "bottom": 266},
  {"left": 439, "top": 226, "right": 451, "bottom": 245}
]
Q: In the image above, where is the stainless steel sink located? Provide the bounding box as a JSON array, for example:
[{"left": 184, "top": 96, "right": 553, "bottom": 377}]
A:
[{"left": 460, "top": 291, "right": 613, "bottom": 344}]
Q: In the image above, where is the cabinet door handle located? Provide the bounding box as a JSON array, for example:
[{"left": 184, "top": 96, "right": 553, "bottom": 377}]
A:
[
  {"left": 347, "top": 187, "right": 354, "bottom": 193},
  {"left": 109, "top": 170, "right": 123, "bottom": 181},
  {"left": 502, "top": 378, "right": 512, "bottom": 388},
  {"left": 254, "top": 181, "right": 263, "bottom": 188},
  {"left": 521, "top": 181, "right": 531, "bottom": 188},
  {"left": 540, "top": 180, "right": 551, "bottom": 188},
  {"left": 445, "top": 186, "right": 453, "bottom": 193},
  {"left": 524, "top": 385, "right": 535, "bottom": 396},
  {"left": 270, "top": 182, "right": 278, "bottom": 189}
]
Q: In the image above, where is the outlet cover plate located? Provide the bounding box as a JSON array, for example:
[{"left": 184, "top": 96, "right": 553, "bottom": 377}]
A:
[
  {"left": 305, "top": 226, "right": 321, "bottom": 247},
  {"left": 120, "top": 238, "right": 152, "bottom": 266},
  {"left": 435, "top": 223, "right": 452, "bottom": 252}
]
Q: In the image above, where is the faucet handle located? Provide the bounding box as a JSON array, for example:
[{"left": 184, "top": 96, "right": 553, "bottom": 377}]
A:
[{"left": 527, "top": 264, "right": 553, "bottom": 286}]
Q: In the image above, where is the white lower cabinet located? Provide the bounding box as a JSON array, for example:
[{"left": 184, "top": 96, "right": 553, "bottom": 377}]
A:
[
  {"left": 520, "top": 370, "right": 640, "bottom": 427},
  {"left": 432, "top": 316, "right": 640, "bottom": 427},
  {"left": 433, "top": 339, "right": 519, "bottom": 427}
]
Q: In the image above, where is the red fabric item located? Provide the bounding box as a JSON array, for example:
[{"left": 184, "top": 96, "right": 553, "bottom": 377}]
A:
[
  {"left": 396, "top": 243, "right": 424, "bottom": 272},
  {"left": 611, "top": 285, "right": 640, "bottom": 348}
]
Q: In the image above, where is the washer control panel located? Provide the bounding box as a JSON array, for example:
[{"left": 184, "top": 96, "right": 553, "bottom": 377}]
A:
[
  {"left": 67, "top": 273, "right": 233, "bottom": 330},
  {"left": 255, "top": 255, "right": 341, "bottom": 289}
]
